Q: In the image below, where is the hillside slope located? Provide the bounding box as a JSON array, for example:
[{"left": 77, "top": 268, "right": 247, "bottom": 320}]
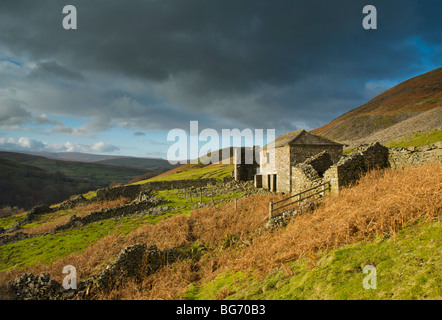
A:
[
  {"left": 0, "top": 151, "right": 153, "bottom": 186},
  {"left": 132, "top": 147, "right": 243, "bottom": 183},
  {"left": 0, "top": 158, "right": 92, "bottom": 210},
  {"left": 0, "top": 151, "right": 177, "bottom": 209},
  {"left": 312, "top": 67, "right": 442, "bottom": 145},
  {"left": 189, "top": 220, "right": 441, "bottom": 300},
  {"left": 347, "top": 108, "right": 442, "bottom": 148},
  {"left": 93, "top": 157, "right": 175, "bottom": 171},
  {"left": 103, "top": 163, "right": 441, "bottom": 300},
  {"left": 1, "top": 162, "right": 438, "bottom": 300}
]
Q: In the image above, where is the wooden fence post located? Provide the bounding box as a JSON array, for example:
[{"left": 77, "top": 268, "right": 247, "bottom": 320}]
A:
[
  {"left": 235, "top": 198, "right": 237, "bottom": 211},
  {"left": 268, "top": 202, "right": 273, "bottom": 221}
]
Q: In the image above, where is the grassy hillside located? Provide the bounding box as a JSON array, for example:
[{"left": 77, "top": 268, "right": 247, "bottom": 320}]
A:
[
  {"left": 14, "top": 151, "right": 173, "bottom": 168},
  {"left": 1, "top": 162, "right": 438, "bottom": 300},
  {"left": 14, "top": 151, "right": 124, "bottom": 162},
  {"left": 0, "top": 151, "right": 177, "bottom": 209},
  {"left": 312, "top": 67, "right": 442, "bottom": 145},
  {"left": 0, "top": 151, "right": 152, "bottom": 185},
  {"left": 100, "top": 163, "right": 441, "bottom": 300},
  {"left": 129, "top": 147, "right": 246, "bottom": 184},
  {"left": 0, "top": 158, "right": 94, "bottom": 210},
  {"left": 343, "top": 127, "right": 442, "bottom": 154},
  {"left": 132, "top": 163, "right": 234, "bottom": 184},
  {"left": 92, "top": 157, "right": 175, "bottom": 171},
  {"left": 384, "top": 127, "right": 442, "bottom": 148},
  {"left": 316, "top": 113, "right": 416, "bottom": 142},
  {"left": 0, "top": 180, "right": 251, "bottom": 278},
  {"left": 187, "top": 220, "right": 441, "bottom": 300}
]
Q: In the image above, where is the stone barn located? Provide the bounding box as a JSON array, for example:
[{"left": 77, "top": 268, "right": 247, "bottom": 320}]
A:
[{"left": 255, "top": 129, "right": 343, "bottom": 193}]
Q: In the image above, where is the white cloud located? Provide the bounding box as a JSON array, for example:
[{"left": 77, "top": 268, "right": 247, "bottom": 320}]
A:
[
  {"left": 0, "top": 137, "right": 120, "bottom": 154},
  {"left": 90, "top": 141, "right": 120, "bottom": 153},
  {"left": 16, "top": 137, "right": 45, "bottom": 150}
]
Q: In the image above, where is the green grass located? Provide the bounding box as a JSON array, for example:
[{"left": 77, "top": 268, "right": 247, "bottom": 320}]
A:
[
  {"left": 0, "top": 213, "right": 175, "bottom": 272},
  {"left": 132, "top": 165, "right": 234, "bottom": 184},
  {"left": 0, "top": 185, "right": 244, "bottom": 272},
  {"left": 0, "top": 212, "right": 26, "bottom": 230},
  {"left": 385, "top": 127, "right": 442, "bottom": 148},
  {"left": 412, "top": 95, "right": 442, "bottom": 109},
  {"left": 82, "top": 191, "right": 97, "bottom": 200},
  {"left": 185, "top": 220, "right": 441, "bottom": 300},
  {"left": 0, "top": 151, "right": 152, "bottom": 187},
  {"left": 343, "top": 148, "right": 355, "bottom": 155},
  {"left": 49, "top": 190, "right": 97, "bottom": 210},
  {"left": 342, "top": 127, "right": 441, "bottom": 154},
  {"left": 153, "top": 189, "right": 244, "bottom": 215},
  {"left": 19, "top": 209, "right": 74, "bottom": 230}
]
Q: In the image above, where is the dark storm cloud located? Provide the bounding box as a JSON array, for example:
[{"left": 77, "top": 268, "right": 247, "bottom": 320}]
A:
[
  {"left": 0, "top": 98, "right": 60, "bottom": 128},
  {"left": 28, "top": 61, "right": 84, "bottom": 82},
  {"left": 0, "top": 0, "right": 441, "bottom": 133}
]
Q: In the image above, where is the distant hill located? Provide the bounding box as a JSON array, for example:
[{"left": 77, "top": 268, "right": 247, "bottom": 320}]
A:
[
  {"left": 312, "top": 67, "right": 442, "bottom": 147},
  {"left": 92, "top": 157, "right": 175, "bottom": 170},
  {"left": 132, "top": 147, "right": 244, "bottom": 183},
  {"left": 0, "top": 152, "right": 148, "bottom": 184},
  {"left": 10, "top": 151, "right": 173, "bottom": 170},
  {"left": 13, "top": 151, "right": 123, "bottom": 162},
  {"left": 0, "top": 158, "right": 93, "bottom": 210},
  {"left": 0, "top": 151, "right": 176, "bottom": 209}
]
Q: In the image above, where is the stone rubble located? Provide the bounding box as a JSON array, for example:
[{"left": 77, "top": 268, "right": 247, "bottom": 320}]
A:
[
  {"left": 5, "top": 243, "right": 179, "bottom": 300},
  {"left": 266, "top": 201, "right": 318, "bottom": 229},
  {"left": 7, "top": 273, "right": 66, "bottom": 300}
]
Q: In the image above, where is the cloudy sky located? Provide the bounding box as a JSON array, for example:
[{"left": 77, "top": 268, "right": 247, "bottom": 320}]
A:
[{"left": 0, "top": 0, "right": 441, "bottom": 158}]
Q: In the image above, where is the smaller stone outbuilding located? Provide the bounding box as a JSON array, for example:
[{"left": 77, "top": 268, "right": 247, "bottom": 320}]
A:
[{"left": 233, "top": 146, "right": 260, "bottom": 182}]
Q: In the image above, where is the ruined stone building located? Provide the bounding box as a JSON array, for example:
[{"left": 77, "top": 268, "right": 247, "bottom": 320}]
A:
[
  {"left": 234, "top": 129, "right": 441, "bottom": 195},
  {"left": 253, "top": 130, "right": 343, "bottom": 193}
]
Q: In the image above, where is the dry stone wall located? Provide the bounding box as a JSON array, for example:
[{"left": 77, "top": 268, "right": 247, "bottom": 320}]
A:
[
  {"left": 291, "top": 151, "right": 339, "bottom": 194},
  {"left": 291, "top": 164, "right": 323, "bottom": 194},
  {"left": 57, "top": 195, "right": 90, "bottom": 210},
  {"left": 388, "top": 142, "right": 441, "bottom": 169},
  {"left": 289, "top": 142, "right": 441, "bottom": 195},
  {"left": 5, "top": 243, "right": 179, "bottom": 300},
  {"left": 96, "top": 184, "right": 142, "bottom": 201},
  {"left": 290, "top": 143, "right": 390, "bottom": 194},
  {"left": 77, "top": 243, "right": 178, "bottom": 297},
  {"left": 266, "top": 201, "right": 318, "bottom": 229},
  {"left": 5, "top": 204, "right": 55, "bottom": 234},
  {"left": 0, "top": 195, "right": 165, "bottom": 246},
  {"left": 7, "top": 273, "right": 67, "bottom": 300},
  {"left": 95, "top": 178, "right": 218, "bottom": 202},
  {"left": 4, "top": 179, "right": 220, "bottom": 234},
  {"left": 0, "top": 231, "right": 31, "bottom": 246},
  {"left": 52, "top": 197, "right": 164, "bottom": 233},
  {"left": 324, "top": 142, "right": 390, "bottom": 192}
]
